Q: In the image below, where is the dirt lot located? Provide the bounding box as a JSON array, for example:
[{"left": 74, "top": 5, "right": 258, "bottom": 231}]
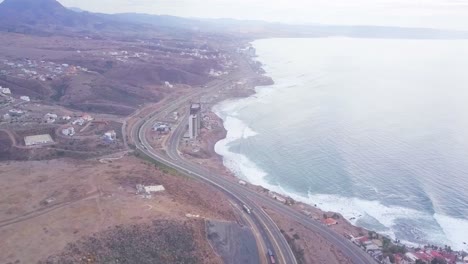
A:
[{"left": 0, "top": 156, "right": 234, "bottom": 264}]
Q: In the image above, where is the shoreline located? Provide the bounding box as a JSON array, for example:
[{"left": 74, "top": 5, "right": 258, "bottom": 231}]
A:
[
  {"left": 178, "top": 46, "right": 383, "bottom": 260},
  {"left": 181, "top": 42, "right": 467, "bottom": 260}
]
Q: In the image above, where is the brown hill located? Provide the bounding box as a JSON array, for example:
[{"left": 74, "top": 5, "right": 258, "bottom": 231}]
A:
[{"left": 0, "top": 0, "right": 149, "bottom": 35}]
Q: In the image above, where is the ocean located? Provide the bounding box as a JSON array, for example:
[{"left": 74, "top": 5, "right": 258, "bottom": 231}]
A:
[{"left": 213, "top": 38, "right": 468, "bottom": 250}]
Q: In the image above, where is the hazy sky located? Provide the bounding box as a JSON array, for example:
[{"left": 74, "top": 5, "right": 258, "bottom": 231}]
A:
[{"left": 54, "top": 0, "right": 468, "bottom": 30}]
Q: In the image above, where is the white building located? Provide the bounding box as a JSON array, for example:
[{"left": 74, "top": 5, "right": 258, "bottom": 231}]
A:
[
  {"left": 103, "top": 130, "right": 117, "bottom": 142},
  {"left": 82, "top": 114, "right": 93, "bottom": 122},
  {"left": 164, "top": 81, "right": 174, "bottom": 88},
  {"left": 62, "top": 127, "right": 75, "bottom": 136},
  {"left": 44, "top": 113, "right": 58, "bottom": 123},
  {"left": 136, "top": 184, "right": 165, "bottom": 199},
  {"left": 144, "top": 185, "right": 165, "bottom": 193},
  {"left": 268, "top": 191, "right": 287, "bottom": 203},
  {"left": 188, "top": 103, "right": 201, "bottom": 139},
  {"left": 20, "top": 96, "right": 30, "bottom": 102},
  {"left": 62, "top": 116, "right": 71, "bottom": 121},
  {"left": 72, "top": 118, "right": 85, "bottom": 126},
  {"left": 0, "top": 87, "right": 11, "bottom": 95}
]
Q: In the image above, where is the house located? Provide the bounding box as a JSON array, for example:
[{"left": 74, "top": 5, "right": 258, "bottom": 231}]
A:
[
  {"left": 323, "top": 218, "right": 338, "bottom": 226},
  {"left": 62, "top": 127, "right": 75, "bottom": 136},
  {"left": 366, "top": 244, "right": 380, "bottom": 251},
  {"left": 164, "top": 81, "right": 174, "bottom": 88},
  {"left": 44, "top": 113, "right": 58, "bottom": 123},
  {"left": 144, "top": 185, "right": 165, "bottom": 193},
  {"left": 103, "top": 130, "right": 117, "bottom": 142},
  {"left": 82, "top": 114, "right": 93, "bottom": 122},
  {"left": 20, "top": 96, "right": 30, "bottom": 102},
  {"left": 352, "top": 236, "right": 369, "bottom": 246},
  {"left": 72, "top": 118, "right": 85, "bottom": 126},
  {"left": 0, "top": 87, "right": 11, "bottom": 95},
  {"left": 268, "top": 191, "right": 287, "bottom": 203},
  {"left": 136, "top": 184, "right": 165, "bottom": 199},
  {"left": 62, "top": 116, "right": 71, "bottom": 121}
]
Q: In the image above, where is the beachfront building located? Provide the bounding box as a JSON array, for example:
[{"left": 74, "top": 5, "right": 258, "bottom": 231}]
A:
[{"left": 188, "top": 103, "right": 201, "bottom": 139}]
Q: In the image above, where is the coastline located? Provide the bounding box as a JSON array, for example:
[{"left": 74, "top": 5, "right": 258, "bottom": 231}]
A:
[
  {"left": 178, "top": 46, "right": 380, "bottom": 261},
  {"left": 181, "top": 41, "right": 467, "bottom": 261}
]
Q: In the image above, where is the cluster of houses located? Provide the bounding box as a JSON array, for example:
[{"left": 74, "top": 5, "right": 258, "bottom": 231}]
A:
[
  {"left": 72, "top": 114, "right": 93, "bottom": 126},
  {"left": 3, "top": 109, "right": 25, "bottom": 121},
  {"left": 348, "top": 234, "right": 467, "bottom": 264},
  {"left": 1, "top": 59, "right": 87, "bottom": 82},
  {"left": 101, "top": 50, "right": 150, "bottom": 63},
  {"left": 1, "top": 85, "right": 22, "bottom": 105}
]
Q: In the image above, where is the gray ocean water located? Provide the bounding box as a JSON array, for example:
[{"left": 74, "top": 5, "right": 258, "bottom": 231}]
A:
[{"left": 213, "top": 38, "right": 468, "bottom": 250}]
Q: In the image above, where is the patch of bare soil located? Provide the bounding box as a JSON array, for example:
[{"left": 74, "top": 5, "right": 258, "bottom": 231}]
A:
[
  {"left": 0, "top": 156, "right": 232, "bottom": 264},
  {"left": 41, "top": 219, "right": 218, "bottom": 264}
]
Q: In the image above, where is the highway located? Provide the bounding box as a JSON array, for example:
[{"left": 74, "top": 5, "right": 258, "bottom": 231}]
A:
[{"left": 130, "top": 79, "right": 377, "bottom": 264}]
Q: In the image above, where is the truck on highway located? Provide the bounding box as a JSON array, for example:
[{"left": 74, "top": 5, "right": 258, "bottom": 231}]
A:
[
  {"left": 267, "top": 249, "right": 276, "bottom": 264},
  {"left": 242, "top": 204, "right": 252, "bottom": 214}
]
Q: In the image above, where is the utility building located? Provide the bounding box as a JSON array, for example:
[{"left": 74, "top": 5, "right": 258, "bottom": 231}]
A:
[{"left": 189, "top": 103, "right": 201, "bottom": 139}]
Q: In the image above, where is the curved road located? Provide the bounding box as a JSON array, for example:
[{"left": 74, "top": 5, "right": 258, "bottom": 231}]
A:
[{"left": 131, "top": 81, "right": 376, "bottom": 264}]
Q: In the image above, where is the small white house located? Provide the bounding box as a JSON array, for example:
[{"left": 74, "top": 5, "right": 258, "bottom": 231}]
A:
[
  {"left": 103, "top": 130, "right": 117, "bottom": 142},
  {"left": 72, "top": 118, "right": 85, "bottom": 126},
  {"left": 44, "top": 113, "right": 58, "bottom": 123},
  {"left": 164, "top": 81, "right": 174, "bottom": 88},
  {"left": 144, "top": 185, "right": 165, "bottom": 193},
  {"left": 0, "top": 87, "right": 11, "bottom": 95},
  {"left": 20, "top": 96, "right": 30, "bottom": 102},
  {"left": 62, "top": 127, "right": 75, "bottom": 136},
  {"left": 82, "top": 114, "right": 93, "bottom": 122}
]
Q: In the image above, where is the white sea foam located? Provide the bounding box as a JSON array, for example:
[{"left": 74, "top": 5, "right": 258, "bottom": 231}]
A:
[
  {"left": 213, "top": 38, "right": 468, "bottom": 252},
  {"left": 433, "top": 213, "right": 468, "bottom": 251},
  {"left": 214, "top": 100, "right": 468, "bottom": 250},
  {"left": 213, "top": 112, "right": 267, "bottom": 186}
]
